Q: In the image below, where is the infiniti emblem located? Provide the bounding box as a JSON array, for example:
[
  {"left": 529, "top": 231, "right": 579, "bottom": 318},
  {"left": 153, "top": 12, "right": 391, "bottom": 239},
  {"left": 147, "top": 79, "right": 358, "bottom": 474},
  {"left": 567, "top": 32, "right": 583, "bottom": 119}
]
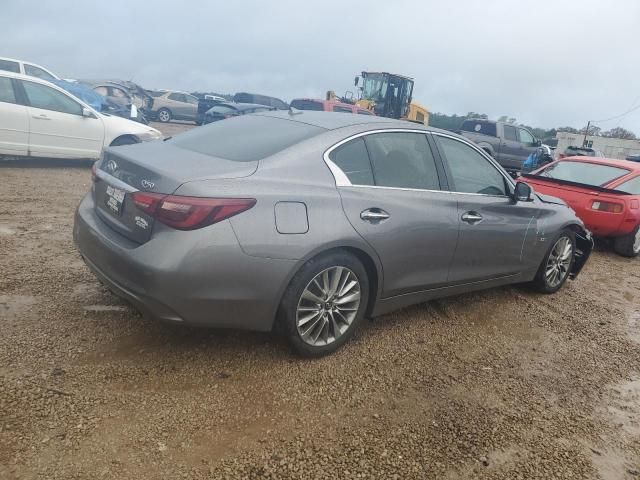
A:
[
  {"left": 105, "top": 159, "right": 118, "bottom": 173},
  {"left": 141, "top": 179, "right": 155, "bottom": 190}
]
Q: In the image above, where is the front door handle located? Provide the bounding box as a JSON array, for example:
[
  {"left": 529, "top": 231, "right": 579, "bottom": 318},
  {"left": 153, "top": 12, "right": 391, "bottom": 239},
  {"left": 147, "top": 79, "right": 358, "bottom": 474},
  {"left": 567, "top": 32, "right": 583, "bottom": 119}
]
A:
[
  {"left": 461, "top": 211, "right": 483, "bottom": 224},
  {"left": 360, "top": 208, "right": 390, "bottom": 222},
  {"left": 32, "top": 114, "right": 51, "bottom": 120}
]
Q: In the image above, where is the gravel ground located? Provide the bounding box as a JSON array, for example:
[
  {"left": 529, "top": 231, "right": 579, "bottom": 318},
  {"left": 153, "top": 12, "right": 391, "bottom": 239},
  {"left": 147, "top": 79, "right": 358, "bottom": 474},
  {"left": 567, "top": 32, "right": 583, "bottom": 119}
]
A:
[{"left": 1, "top": 130, "right": 639, "bottom": 479}]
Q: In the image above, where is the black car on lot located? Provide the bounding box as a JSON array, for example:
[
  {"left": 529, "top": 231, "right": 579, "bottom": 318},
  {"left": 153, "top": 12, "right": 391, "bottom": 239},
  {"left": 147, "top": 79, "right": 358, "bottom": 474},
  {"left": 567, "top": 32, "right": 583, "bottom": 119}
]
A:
[{"left": 202, "top": 102, "right": 275, "bottom": 124}]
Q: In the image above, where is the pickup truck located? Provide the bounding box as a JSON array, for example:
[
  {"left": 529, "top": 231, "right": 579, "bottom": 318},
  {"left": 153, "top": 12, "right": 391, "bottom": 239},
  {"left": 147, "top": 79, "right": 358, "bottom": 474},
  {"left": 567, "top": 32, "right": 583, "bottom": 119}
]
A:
[{"left": 458, "top": 119, "right": 542, "bottom": 173}]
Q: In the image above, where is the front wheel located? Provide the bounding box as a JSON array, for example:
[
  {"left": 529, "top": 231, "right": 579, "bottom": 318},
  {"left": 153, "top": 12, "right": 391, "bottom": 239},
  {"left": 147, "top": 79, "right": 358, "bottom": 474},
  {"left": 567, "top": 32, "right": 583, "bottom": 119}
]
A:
[
  {"left": 531, "top": 230, "right": 575, "bottom": 293},
  {"left": 613, "top": 225, "right": 640, "bottom": 258},
  {"left": 279, "top": 252, "right": 369, "bottom": 357}
]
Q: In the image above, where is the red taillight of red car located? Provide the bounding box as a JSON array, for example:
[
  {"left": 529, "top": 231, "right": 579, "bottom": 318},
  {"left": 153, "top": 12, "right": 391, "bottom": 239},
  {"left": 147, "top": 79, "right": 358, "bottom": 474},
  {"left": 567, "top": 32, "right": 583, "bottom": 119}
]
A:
[
  {"left": 591, "top": 200, "right": 624, "bottom": 213},
  {"left": 131, "top": 192, "right": 256, "bottom": 230}
]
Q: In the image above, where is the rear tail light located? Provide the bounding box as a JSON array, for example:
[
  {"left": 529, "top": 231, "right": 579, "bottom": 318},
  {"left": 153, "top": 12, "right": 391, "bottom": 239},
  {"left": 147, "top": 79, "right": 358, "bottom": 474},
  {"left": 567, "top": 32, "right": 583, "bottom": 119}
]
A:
[
  {"left": 591, "top": 200, "right": 624, "bottom": 213},
  {"left": 131, "top": 192, "right": 256, "bottom": 230}
]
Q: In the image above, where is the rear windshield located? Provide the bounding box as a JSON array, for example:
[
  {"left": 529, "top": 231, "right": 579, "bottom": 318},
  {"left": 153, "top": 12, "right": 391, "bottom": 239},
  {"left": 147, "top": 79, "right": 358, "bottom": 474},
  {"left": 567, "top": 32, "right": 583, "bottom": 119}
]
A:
[
  {"left": 537, "top": 161, "right": 630, "bottom": 186},
  {"left": 170, "top": 114, "right": 325, "bottom": 162},
  {"left": 290, "top": 99, "right": 324, "bottom": 111},
  {"left": 460, "top": 120, "right": 497, "bottom": 137},
  {"left": 565, "top": 146, "right": 595, "bottom": 156}
]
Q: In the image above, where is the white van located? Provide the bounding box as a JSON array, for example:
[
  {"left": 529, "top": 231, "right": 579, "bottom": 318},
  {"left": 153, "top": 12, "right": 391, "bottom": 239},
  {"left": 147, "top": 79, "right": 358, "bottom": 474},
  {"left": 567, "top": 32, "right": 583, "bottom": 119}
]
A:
[{"left": 0, "top": 71, "right": 162, "bottom": 159}]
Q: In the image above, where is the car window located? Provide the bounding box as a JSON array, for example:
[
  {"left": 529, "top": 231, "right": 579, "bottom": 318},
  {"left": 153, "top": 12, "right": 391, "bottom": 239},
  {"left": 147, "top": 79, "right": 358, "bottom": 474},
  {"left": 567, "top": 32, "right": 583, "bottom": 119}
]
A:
[
  {"left": 111, "top": 87, "right": 128, "bottom": 98},
  {"left": 538, "top": 161, "right": 630, "bottom": 186},
  {"left": 168, "top": 92, "right": 184, "bottom": 102},
  {"left": 333, "top": 105, "right": 353, "bottom": 113},
  {"left": 518, "top": 128, "right": 535, "bottom": 145},
  {"left": 365, "top": 133, "right": 440, "bottom": 190},
  {"left": 94, "top": 86, "right": 109, "bottom": 96},
  {"left": 185, "top": 94, "right": 199, "bottom": 105},
  {"left": 0, "top": 59, "right": 20, "bottom": 74},
  {"left": 329, "top": 137, "right": 374, "bottom": 186},
  {"left": 460, "top": 120, "right": 497, "bottom": 137},
  {"left": 147, "top": 91, "right": 164, "bottom": 98},
  {"left": 616, "top": 176, "right": 640, "bottom": 194},
  {"left": 24, "top": 64, "right": 56, "bottom": 81},
  {"left": 208, "top": 105, "right": 235, "bottom": 114},
  {"left": 436, "top": 136, "right": 508, "bottom": 196},
  {"left": 503, "top": 125, "right": 518, "bottom": 142},
  {"left": 171, "top": 114, "right": 324, "bottom": 162},
  {"left": 22, "top": 80, "right": 82, "bottom": 115},
  {"left": 290, "top": 99, "right": 324, "bottom": 111},
  {"left": 0, "top": 77, "right": 17, "bottom": 104}
]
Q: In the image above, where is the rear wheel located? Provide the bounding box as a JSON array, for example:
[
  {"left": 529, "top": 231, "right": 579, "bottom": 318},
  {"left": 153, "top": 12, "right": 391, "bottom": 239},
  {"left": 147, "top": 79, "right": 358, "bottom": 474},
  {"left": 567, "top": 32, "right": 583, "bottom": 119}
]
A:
[
  {"left": 157, "top": 108, "right": 172, "bottom": 123},
  {"left": 613, "top": 225, "right": 640, "bottom": 258},
  {"left": 279, "top": 252, "right": 369, "bottom": 357},
  {"left": 532, "top": 230, "right": 575, "bottom": 293}
]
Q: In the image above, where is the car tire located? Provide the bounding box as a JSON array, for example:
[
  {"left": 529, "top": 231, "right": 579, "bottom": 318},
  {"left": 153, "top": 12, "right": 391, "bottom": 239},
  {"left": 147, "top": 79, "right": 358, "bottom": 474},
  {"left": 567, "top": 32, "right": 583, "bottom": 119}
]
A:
[
  {"left": 613, "top": 225, "right": 640, "bottom": 258},
  {"left": 157, "top": 108, "right": 172, "bottom": 123},
  {"left": 109, "top": 135, "right": 138, "bottom": 147},
  {"left": 531, "top": 229, "right": 576, "bottom": 294},
  {"left": 278, "top": 251, "right": 369, "bottom": 357}
]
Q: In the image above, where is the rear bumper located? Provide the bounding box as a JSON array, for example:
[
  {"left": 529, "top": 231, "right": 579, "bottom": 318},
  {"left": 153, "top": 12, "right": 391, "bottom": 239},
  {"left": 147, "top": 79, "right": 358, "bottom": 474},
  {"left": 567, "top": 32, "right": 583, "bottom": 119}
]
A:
[{"left": 73, "top": 192, "right": 296, "bottom": 331}]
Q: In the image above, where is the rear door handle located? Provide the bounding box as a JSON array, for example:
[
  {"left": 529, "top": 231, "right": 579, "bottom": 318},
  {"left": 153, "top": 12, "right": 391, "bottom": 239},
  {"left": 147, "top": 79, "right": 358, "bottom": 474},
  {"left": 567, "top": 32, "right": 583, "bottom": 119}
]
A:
[
  {"left": 461, "top": 211, "right": 483, "bottom": 224},
  {"left": 360, "top": 208, "right": 390, "bottom": 222},
  {"left": 32, "top": 114, "right": 51, "bottom": 120}
]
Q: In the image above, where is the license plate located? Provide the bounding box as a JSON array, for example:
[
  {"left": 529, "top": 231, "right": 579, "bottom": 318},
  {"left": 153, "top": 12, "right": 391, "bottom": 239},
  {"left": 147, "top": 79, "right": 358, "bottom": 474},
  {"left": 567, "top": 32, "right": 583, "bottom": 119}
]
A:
[{"left": 105, "top": 185, "right": 125, "bottom": 216}]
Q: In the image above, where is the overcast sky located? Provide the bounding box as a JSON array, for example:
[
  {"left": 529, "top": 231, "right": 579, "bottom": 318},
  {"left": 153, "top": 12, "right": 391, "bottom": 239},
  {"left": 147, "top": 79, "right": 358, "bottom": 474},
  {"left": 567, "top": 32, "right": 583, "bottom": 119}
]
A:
[{"left": 4, "top": 0, "right": 640, "bottom": 132}]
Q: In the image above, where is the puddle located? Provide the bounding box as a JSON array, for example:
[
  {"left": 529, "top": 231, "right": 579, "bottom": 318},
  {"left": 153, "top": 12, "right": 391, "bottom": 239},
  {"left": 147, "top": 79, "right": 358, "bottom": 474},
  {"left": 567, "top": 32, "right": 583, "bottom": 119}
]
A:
[{"left": 606, "top": 379, "right": 640, "bottom": 437}]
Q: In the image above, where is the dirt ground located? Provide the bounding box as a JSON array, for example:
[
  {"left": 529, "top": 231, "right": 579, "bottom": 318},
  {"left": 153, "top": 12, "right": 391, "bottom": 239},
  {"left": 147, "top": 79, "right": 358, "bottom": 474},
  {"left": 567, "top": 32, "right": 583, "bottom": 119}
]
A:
[{"left": 1, "top": 126, "right": 640, "bottom": 479}]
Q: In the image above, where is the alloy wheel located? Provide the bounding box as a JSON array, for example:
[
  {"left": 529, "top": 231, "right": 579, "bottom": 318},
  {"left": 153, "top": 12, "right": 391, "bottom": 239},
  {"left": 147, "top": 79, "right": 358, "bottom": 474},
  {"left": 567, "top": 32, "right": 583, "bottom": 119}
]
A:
[
  {"left": 545, "top": 236, "right": 573, "bottom": 288},
  {"left": 158, "top": 110, "right": 170, "bottom": 122},
  {"left": 296, "top": 266, "right": 361, "bottom": 347}
]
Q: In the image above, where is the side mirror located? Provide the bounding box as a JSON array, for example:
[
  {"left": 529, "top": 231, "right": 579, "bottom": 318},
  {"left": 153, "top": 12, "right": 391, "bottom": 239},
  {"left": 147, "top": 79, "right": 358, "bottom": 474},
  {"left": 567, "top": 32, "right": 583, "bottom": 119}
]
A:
[
  {"left": 354, "top": 76, "right": 359, "bottom": 86},
  {"left": 514, "top": 181, "right": 534, "bottom": 202},
  {"left": 82, "top": 107, "right": 94, "bottom": 118},
  {"left": 535, "top": 139, "right": 542, "bottom": 147}
]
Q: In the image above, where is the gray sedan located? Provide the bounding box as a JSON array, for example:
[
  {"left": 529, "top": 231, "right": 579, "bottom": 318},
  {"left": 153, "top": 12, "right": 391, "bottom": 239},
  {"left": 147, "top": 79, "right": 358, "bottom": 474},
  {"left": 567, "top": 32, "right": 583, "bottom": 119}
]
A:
[{"left": 74, "top": 111, "right": 592, "bottom": 356}]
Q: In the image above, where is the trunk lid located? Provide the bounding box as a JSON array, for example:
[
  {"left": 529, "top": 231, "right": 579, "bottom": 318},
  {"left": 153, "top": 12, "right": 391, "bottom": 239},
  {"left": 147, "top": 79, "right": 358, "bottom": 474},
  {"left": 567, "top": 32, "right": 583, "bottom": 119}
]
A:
[{"left": 93, "top": 141, "right": 257, "bottom": 243}]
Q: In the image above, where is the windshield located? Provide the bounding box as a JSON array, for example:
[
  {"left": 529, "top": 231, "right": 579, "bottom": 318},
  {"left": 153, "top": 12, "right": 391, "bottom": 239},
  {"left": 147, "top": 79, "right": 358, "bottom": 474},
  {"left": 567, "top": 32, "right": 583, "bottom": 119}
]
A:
[
  {"left": 361, "top": 73, "right": 388, "bottom": 102},
  {"left": 537, "top": 160, "right": 630, "bottom": 186}
]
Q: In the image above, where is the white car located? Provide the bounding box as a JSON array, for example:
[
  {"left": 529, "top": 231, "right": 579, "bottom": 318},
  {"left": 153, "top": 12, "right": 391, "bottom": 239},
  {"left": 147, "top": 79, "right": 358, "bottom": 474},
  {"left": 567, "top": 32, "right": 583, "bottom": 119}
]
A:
[
  {"left": 0, "top": 56, "right": 59, "bottom": 81},
  {"left": 0, "top": 71, "right": 162, "bottom": 160}
]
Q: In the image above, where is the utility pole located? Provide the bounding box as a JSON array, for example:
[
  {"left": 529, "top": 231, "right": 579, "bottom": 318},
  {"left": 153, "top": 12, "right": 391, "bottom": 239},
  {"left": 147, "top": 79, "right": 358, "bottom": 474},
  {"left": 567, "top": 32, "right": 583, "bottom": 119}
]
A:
[{"left": 582, "top": 121, "right": 591, "bottom": 147}]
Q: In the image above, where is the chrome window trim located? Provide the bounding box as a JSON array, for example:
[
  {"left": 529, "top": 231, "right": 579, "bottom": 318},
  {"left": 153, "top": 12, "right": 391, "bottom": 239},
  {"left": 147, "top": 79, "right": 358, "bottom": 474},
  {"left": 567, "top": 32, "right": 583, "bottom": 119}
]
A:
[{"left": 322, "top": 128, "right": 515, "bottom": 199}]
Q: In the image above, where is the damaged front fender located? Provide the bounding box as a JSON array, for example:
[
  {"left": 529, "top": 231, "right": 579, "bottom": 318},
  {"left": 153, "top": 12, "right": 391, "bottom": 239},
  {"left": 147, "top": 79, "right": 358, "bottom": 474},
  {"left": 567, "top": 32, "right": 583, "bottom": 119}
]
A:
[{"left": 570, "top": 228, "right": 593, "bottom": 279}]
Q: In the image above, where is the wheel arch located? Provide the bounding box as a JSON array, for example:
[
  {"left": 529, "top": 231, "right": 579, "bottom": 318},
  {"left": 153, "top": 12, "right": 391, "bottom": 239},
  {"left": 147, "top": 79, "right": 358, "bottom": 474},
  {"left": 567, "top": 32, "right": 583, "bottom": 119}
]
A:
[
  {"left": 272, "top": 244, "right": 383, "bottom": 330},
  {"left": 109, "top": 134, "right": 140, "bottom": 147}
]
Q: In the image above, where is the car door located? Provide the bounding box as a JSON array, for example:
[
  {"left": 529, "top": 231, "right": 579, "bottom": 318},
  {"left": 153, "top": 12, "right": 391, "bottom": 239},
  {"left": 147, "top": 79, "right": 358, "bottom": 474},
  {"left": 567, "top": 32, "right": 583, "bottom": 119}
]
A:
[
  {"left": 19, "top": 79, "right": 104, "bottom": 159},
  {"left": 518, "top": 127, "right": 539, "bottom": 166},
  {"left": 498, "top": 124, "right": 522, "bottom": 170},
  {"left": 328, "top": 130, "right": 459, "bottom": 297},
  {"left": 0, "top": 76, "right": 29, "bottom": 155},
  {"left": 433, "top": 133, "right": 538, "bottom": 283},
  {"left": 184, "top": 94, "right": 199, "bottom": 120},
  {"left": 167, "top": 93, "right": 187, "bottom": 118}
]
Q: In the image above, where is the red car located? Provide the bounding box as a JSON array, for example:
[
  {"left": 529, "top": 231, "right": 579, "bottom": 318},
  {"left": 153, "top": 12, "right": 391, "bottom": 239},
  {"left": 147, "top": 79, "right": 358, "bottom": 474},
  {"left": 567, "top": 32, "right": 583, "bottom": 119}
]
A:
[{"left": 522, "top": 156, "right": 640, "bottom": 257}]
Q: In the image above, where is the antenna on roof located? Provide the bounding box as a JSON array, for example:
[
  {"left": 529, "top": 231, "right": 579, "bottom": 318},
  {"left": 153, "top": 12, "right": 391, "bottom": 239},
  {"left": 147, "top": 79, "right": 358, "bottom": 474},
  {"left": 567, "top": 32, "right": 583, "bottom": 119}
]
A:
[{"left": 288, "top": 106, "right": 303, "bottom": 116}]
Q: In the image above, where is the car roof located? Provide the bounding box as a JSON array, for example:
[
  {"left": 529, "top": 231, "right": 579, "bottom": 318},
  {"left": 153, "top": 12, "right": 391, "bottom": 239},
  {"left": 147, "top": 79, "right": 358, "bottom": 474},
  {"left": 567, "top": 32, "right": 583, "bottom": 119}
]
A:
[
  {"left": 560, "top": 156, "right": 640, "bottom": 172},
  {"left": 255, "top": 109, "right": 432, "bottom": 131},
  {"left": 0, "top": 69, "right": 53, "bottom": 84}
]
